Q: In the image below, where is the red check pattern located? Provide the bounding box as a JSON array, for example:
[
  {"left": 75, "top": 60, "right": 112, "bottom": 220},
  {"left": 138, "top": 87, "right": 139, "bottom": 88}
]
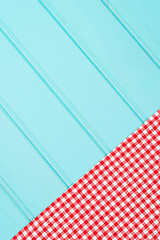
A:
[{"left": 13, "top": 110, "right": 160, "bottom": 240}]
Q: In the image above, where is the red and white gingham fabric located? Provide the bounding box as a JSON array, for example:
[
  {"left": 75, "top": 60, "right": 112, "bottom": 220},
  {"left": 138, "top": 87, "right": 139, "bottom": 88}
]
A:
[{"left": 13, "top": 110, "right": 160, "bottom": 240}]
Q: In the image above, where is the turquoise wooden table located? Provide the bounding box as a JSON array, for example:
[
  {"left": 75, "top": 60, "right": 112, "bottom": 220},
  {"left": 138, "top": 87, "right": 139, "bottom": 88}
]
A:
[{"left": 0, "top": 0, "right": 160, "bottom": 239}]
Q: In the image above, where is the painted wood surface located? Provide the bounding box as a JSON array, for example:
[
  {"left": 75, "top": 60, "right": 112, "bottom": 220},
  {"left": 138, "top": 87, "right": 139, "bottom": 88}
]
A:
[{"left": 0, "top": 0, "right": 159, "bottom": 239}]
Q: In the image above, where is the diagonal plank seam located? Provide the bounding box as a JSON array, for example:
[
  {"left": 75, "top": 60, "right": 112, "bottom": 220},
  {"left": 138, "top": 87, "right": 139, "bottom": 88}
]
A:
[
  {"left": 101, "top": 0, "right": 160, "bottom": 70},
  {"left": 0, "top": 19, "right": 110, "bottom": 157},
  {"left": 37, "top": 0, "right": 147, "bottom": 123},
  {"left": 0, "top": 176, "right": 34, "bottom": 222},
  {"left": 0, "top": 96, "right": 72, "bottom": 188}
]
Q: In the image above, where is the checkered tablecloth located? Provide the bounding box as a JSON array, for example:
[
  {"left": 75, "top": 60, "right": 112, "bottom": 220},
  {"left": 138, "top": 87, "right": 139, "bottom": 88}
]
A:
[{"left": 13, "top": 110, "right": 160, "bottom": 240}]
